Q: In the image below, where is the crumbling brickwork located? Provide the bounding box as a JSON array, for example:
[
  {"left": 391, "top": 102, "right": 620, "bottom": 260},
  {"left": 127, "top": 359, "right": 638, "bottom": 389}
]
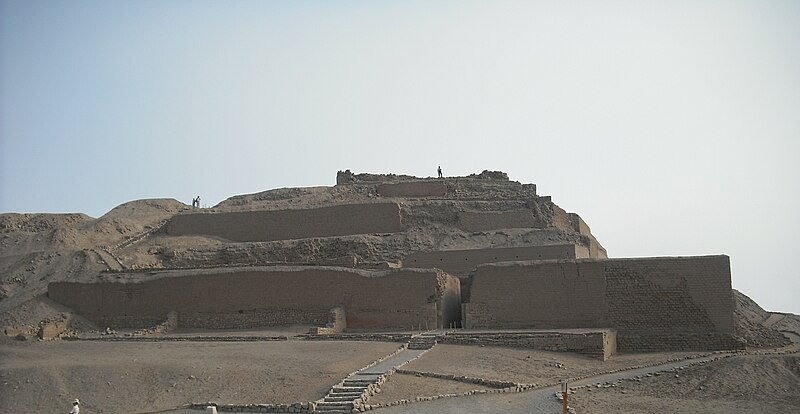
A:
[
  {"left": 404, "top": 245, "right": 591, "bottom": 277},
  {"left": 165, "top": 203, "right": 402, "bottom": 242},
  {"left": 376, "top": 181, "right": 447, "bottom": 197},
  {"left": 48, "top": 266, "right": 460, "bottom": 331}
]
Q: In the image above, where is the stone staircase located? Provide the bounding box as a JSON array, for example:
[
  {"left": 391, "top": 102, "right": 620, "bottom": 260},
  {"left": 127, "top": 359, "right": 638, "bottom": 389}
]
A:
[
  {"left": 316, "top": 376, "right": 378, "bottom": 413},
  {"left": 408, "top": 332, "right": 438, "bottom": 350},
  {"left": 314, "top": 333, "right": 441, "bottom": 413}
]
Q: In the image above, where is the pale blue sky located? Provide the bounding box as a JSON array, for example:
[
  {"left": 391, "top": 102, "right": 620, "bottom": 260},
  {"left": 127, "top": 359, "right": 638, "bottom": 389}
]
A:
[{"left": 2, "top": 1, "right": 799, "bottom": 314}]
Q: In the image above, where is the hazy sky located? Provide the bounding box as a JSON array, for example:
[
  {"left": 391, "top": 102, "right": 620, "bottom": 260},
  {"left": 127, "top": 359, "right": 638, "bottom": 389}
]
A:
[{"left": 1, "top": 1, "right": 798, "bottom": 314}]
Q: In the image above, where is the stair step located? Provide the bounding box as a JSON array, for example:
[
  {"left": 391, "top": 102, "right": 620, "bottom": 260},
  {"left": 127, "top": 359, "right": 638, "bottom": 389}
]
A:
[
  {"left": 316, "top": 402, "right": 354, "bottom": 409},
  {"left": 328, "top": 391, "right": 363, "bottom": 397},
  {"left": 325, "top": 395, "right": 358, "bottom": 402},
  {"left": 331, "top": 386, "right": 367, "bottom": 392}
]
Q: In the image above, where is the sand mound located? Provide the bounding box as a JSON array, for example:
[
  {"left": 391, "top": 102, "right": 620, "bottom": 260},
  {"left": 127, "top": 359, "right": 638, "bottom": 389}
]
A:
[
  {"left": 0, "top": 199, "right": 188, "bottom": 321},
  {"left": 571, "top": 353, "right": 800, "bottom": 413},
  {"left": 734, "top": 290, "right": 792, "bottom": 348}
]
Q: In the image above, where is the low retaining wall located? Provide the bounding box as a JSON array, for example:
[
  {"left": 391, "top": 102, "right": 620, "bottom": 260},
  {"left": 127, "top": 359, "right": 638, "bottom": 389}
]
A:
[
  {"left": 440, "top": 330, "right": 616, "bottom": 360},
  {"left": 617, "top": 333, "right": 744, "bottom": 352},
  {"left": 302, "top": 333, "right": 411, "bottom": 343},
  {"left": 190, "top": 402, "right": 314, "bottom": 413}
]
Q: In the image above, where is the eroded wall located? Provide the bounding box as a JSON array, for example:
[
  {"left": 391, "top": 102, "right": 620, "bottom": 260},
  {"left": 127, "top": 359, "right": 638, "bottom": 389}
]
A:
[
  {"left": 48, "top": 266, "right": 460, "bottom": 331},
  {"left": 165, "top": 203, "right": 402, "bottom": 242},
  {"left": 403, "top": 245, "right": 589, "bottom": 277},
  {"left": 457, "top": 210, "right": 540, "bottom": 232},
  {"left": 377, "top": 181, "right": 447, "bottom": 197},
  {"left": 465, "top": 256, "right": 737, "bottom": 350}
]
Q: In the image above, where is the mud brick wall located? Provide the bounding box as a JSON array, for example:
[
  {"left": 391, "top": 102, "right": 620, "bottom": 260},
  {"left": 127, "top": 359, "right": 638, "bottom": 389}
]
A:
[
  {"left": 48, "top": 266, "right": 461, "bottom": 331},
  {"left": 466, "top": 260, "right": 607, "bottom": 329},
  {"left": 458, "top": 210, "right": 539, "bottom": 232},
  {"left": 549, "top": 203, "right": 573, "bottom": 233},
  {"left": 586, "top": 235, "right": 608, "bottom": 259},
  {"left": 465, "top": 256, "right": 736, "bottom": 351},
  {"left": 404, "top": 245, "right": 589, "bottom": 277},
  {"left": 377, "top": 181, "right": 447, "bottom": 197},
  {"left": 441, "top": 330, "right": 616, "bottom": 360},
  {"left": 164, "top": 202, "right": 402, "bottom": 242},
  {"left": 603, "top": 256, "right": 734, "bottom": 335}
]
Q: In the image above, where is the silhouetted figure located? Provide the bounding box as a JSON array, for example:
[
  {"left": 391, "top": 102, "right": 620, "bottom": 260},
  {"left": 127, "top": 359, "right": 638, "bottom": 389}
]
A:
[{"left": 437, "top": 166, "right": 442, "bottom": 178}]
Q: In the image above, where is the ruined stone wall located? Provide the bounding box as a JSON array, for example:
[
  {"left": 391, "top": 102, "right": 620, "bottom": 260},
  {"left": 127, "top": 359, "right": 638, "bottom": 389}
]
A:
[
  {"left": 568, "top": 213, "right": 608, "bottom": 258},
  {"left": 377, "top": 181, "right": 447, "bottom": 197},
  {"left": 586, "top": 235, "right": 608, "bottom": 259},
  {"left": 465, "top": 256, "right": 737, "bottom": 350},
  {"left": 164, "top": 203, "right": 402, "bottom": 242},
  {"left": 48, "top": 266, "right": 461, "bottom": 331},
  {"left": 550, "top": 204, "right": 573, "bottom": 233},
  {"left": 568, "top": 213, "right": 592, "bottom": 235},
  {"left": 403, "top": 245, "right": 589, "bottom": 277}
]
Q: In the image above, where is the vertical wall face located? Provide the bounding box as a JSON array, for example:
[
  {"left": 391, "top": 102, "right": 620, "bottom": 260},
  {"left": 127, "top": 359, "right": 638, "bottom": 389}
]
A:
[
  {"left": 465, "top": 261, "right": 607, "bottom": 329},
  {"left": 604, "top": 256, "right": 734, "bottom": 335},
  {"left": 464, "top": 256, "right": 737, "bottom": 349},
  {"left": 164, "top": 203, "right": 402, "bottom": 242},
  {"left": 376, "top": 181, "right": 447, "bottom": 197},
  {"left": 404, "top": 245, "right": 584, "bottom": 277},
  {"left": 48, "top": 267, "right": 460, "bottom": 331}
]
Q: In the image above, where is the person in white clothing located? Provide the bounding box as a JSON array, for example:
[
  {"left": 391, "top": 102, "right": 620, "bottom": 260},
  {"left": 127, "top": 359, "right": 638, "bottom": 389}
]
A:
[{"left": 69, "top": 399, "right": 80, "bottom": 414}]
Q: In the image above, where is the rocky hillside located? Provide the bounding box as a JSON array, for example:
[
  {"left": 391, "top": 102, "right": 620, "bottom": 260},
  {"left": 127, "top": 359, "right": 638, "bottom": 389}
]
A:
[{"left": 0, "top": 199, "right": 187, "bottom": 311}]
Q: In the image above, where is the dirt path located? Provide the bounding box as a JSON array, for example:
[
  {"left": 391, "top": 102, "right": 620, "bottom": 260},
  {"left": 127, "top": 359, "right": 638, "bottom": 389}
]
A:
[
  {"left": 371, "top": 355, "right": 720, "bottom": 413},
  {"left": 373, "top": 329, "right": 800, "bottom": 413}
]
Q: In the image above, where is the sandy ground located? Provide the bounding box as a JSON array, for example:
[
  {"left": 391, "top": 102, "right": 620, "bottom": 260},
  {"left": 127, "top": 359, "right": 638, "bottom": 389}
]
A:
[
  {"left": 401, "top": 344, "right": 700, "bottom": 385},
  {"left": 365, "top": 343, "right": 799, "bottom": 413},
  {"left": 569, "top": 353, "right": 800, "bottom": 413},
  {"left": 368, "top": 372, "right": 493, "bottom": 405},
  {"left": 0, "top": 338, "right": 399, "bottom": 413}
]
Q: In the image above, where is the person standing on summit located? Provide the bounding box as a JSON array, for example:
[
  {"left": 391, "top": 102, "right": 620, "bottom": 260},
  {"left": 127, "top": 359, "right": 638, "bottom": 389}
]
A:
[{"left": 437, "top": 166, "right": 442, "bottom": 178}]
